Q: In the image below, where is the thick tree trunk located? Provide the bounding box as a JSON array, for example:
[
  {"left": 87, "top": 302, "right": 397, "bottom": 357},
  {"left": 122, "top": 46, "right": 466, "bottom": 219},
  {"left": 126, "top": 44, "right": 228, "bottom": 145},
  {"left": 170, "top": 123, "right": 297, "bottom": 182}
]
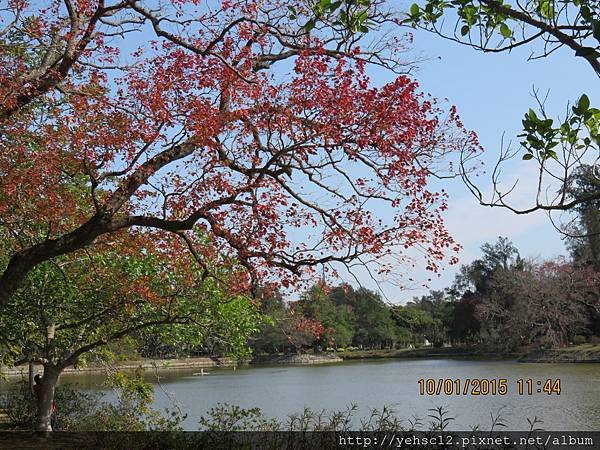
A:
[
  {"left": 35, "top": 365, "right": 60, "bottom": 432},
  {"left": 0, "top": 215, "right": 110, "bottom": 308}
]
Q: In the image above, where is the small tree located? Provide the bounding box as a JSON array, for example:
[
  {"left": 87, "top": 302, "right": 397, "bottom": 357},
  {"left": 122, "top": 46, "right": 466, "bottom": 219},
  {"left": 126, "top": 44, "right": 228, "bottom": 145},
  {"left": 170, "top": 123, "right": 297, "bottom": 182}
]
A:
[
  {"left": 247, "top": 289, "right": 290, "bottom": 355},
  {"left": 0, "top": 237, "right": 261, "bottom": 431},
  {"left": 451, "top": 237, "right": 523, "bottom": 296},
  {"left": 349, "top": 287, "right": 397, "bottom": 349},
  {"left": 295, "top": 284, "right": 356, "bottom": 349},
  {"left": 390, "top": 304, "right": 437, "bottom": 346}
]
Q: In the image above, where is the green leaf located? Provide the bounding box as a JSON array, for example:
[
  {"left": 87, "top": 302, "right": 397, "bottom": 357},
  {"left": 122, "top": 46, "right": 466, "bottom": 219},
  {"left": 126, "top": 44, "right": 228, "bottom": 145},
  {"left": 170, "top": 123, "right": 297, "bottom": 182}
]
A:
[
  {"left": 522, "top": 153, "right": 534, "bottom": 160},
  {"left": 545, "top": 149, "right": 558, "bottom": 161},
  {"left": 305, "top": 18, "right": 316, "bottom": 31},
  {"left": 354, "top": 8, "right": 369, "bottom": 24},
  {"left": 500, "top": 23, "right": 512, "bottom": 38},
  {"left": 461, "top": 25, "right": 470, "bottom": 36},
  {"left": 538, "top": 0, "right": 555, "bottom": 19},
  {"left": 578, "top": 94, "right": 590, "bottom": 112},
  {"left": 528, "top": 108, "right": 538, "bottom": 121},
  {"left": 580, "top": 5, "right": 592, "bottom": 22},
  {"left": 461, "top": 5, "right": 478, "bottom": 26},
  {"left": 331, "top": 1, "right": 343, "bottom": 11},
  {"left": 410, "top": 3, "right": 420, "bottom": 17}
]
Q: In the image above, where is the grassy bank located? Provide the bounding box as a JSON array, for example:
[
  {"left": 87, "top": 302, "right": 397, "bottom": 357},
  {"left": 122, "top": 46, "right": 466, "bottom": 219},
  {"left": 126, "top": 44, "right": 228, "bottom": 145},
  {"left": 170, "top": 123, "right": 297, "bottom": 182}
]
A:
[
  {"left": 339, "top": 347, "right": 520, "bottom": 361},
  {"left": 341, "top": 345, "right": 600, "bottom": 362},
  {"left": 519, "top": 343, "right": 600, "bottom": 363},
  {"left": 251, "top": 353, "right": 343, "bottom": 365}
]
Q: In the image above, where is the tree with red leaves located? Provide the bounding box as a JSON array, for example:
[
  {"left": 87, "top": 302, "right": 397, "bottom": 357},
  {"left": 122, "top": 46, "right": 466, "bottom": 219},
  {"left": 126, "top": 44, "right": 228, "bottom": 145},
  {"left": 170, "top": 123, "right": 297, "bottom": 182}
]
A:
[{"left": 0, "top": 0, "right": 478, "bottom": 308}]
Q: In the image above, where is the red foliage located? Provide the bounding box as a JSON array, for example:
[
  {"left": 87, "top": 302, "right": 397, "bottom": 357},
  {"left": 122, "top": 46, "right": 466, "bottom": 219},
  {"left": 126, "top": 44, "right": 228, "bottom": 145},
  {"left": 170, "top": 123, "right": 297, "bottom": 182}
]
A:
[
  {"left": 0, "top": 1, "right": 480, "bottom": 305},
  {"left": 295, "top": 317, "right": 327, "bottom": 340}
]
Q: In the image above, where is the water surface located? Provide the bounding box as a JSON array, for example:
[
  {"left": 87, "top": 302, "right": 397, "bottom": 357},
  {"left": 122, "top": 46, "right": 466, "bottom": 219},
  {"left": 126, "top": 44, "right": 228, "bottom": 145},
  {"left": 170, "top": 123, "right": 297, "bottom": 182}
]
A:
[{"left": 9, "top": 358, "right": 600, "bottom": 430}]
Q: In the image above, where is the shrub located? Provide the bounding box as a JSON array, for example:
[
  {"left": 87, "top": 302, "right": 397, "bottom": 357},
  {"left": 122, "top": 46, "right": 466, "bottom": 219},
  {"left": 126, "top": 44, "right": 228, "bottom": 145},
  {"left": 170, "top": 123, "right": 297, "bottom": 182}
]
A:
[
  {"left": 198, "top": 403, "right": 451, "bottom": 432},
  {"left": 0, "top": 370, "right": 184, "bottom": 431},
  {"left": 0, "top": 380, "right": 36, "bottom": 428},
  {"left": 0, "top": 380, "right": 101, "bottom": 430}
]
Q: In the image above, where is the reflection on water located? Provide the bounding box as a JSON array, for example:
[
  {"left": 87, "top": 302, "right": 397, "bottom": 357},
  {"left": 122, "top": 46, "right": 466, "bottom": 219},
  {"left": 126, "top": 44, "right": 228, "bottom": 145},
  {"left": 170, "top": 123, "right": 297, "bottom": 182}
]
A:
[{"left": 2, "top": 359, "right": 599, "bottom": 430}]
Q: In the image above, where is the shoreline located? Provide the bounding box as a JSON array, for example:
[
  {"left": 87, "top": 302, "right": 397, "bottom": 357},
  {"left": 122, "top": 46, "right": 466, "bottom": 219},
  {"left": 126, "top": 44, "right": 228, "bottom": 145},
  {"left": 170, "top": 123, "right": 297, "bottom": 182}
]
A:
[
  {"left": 517, "top": 343, "right": 600, "bottom": 363},
  {"left": 339, "top": 344, "right": 600, "bottom": 363},
  {"left": 2, "top": 344, "right": 598, "bottom": 379},
  {"left": 1, "top": 353, "right": 344, "bottom": 379},
  {"left": 339, "top": 347, "right": 520, "bottom": 361},
  {"left": 0, "top": 357, "right": 242, "bottom": 379}
]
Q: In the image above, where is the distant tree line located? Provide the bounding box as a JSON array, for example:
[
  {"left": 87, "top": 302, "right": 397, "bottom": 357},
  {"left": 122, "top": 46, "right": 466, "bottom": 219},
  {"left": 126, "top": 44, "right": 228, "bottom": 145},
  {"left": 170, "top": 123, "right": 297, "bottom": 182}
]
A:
[
  {"left": 248, "top": 237, "right": 599, "bottom": 355},
  {"left": 248, "top": 166, "right": 600, "bottom": 354}
]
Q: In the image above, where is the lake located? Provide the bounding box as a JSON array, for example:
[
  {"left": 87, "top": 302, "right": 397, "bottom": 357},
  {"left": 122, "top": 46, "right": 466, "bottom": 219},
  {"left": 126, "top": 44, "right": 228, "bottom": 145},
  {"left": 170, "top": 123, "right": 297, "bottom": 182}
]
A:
[{"left": 11, "top": 358, "right": 600, "bottom": 430}]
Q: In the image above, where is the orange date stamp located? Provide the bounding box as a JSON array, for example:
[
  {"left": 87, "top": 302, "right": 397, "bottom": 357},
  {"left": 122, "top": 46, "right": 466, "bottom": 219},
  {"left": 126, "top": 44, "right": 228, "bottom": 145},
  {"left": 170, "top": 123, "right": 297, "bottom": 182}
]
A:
[{"left": 418, "top": 378, "right": 561, "bottom": 396}]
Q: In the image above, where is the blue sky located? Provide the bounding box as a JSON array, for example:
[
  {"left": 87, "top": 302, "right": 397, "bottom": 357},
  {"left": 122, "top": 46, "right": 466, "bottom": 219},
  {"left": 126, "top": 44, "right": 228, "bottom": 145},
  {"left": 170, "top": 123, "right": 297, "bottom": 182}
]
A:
[{"left": 351, "top": 26, "right": 599, "bottom": 302}]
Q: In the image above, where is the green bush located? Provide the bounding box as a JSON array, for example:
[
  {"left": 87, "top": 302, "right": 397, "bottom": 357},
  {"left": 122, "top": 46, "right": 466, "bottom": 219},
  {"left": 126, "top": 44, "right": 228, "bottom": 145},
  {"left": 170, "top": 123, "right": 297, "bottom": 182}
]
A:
[
  {"left": 0, "top": 380, "right": 36, "bottom": 428},
  {"left": 0, "top": 380, "right": 102, "bottom": 430},
  {"left": 0, "top": 370, "right": 184, "bottom": 431}
]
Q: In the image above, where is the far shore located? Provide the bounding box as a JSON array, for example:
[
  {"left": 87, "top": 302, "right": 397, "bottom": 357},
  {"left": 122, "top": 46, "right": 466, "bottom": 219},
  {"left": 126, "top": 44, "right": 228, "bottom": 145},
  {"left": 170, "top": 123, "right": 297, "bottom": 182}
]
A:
[
  {"left": 517, "top": 343, "right": 600, "bottom": 363},
  {"left": 338, "top": 344, "right": 600, "bottom": 363},
  {"left": 2, "top": 344, "right": 598, "bottom": 379}
]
